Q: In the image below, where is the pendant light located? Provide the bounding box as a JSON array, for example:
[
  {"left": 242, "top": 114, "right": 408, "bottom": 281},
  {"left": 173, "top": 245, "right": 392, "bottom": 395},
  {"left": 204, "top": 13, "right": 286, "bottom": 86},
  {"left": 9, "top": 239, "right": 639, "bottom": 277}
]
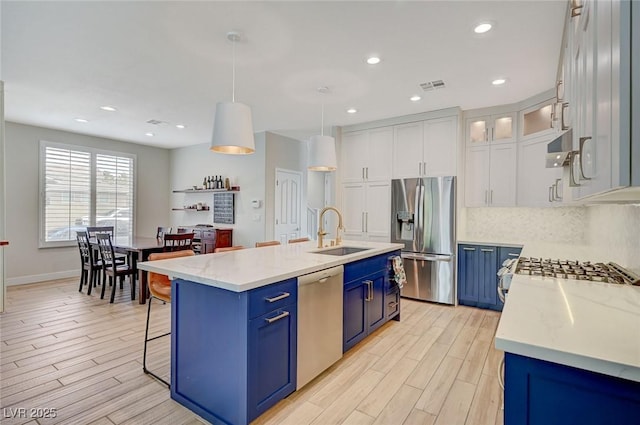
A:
[
  {"left": 308, "top": 87, "right": 337, "bottom": 171},
  {"left": 210, "top": 31, "right": 255, "bottom": 155}
]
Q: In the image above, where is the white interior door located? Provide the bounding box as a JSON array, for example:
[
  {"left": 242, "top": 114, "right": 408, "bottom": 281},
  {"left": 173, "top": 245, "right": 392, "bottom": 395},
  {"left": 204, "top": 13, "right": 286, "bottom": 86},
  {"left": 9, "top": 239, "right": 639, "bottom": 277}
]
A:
[{"left": 275, "top": 169, "right": 302, "bottom": 244}]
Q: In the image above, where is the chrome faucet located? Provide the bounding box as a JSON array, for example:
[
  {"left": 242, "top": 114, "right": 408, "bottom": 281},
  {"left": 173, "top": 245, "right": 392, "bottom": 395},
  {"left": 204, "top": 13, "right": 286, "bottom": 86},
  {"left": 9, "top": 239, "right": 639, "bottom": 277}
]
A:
[{"left": 317, "top": 206, "right": 344, "bottom": 248}]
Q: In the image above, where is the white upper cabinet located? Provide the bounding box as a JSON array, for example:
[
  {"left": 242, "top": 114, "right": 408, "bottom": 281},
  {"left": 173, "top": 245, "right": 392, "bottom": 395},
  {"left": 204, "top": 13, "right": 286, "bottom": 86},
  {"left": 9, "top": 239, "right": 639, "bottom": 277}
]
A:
[
  {"left": 341, "top": 127, "right": 392, "bottom": 183},
  {"left": 393, "top": 116, "right": 458, "bottom": 179},
  {"left": 424, "top": 117, "right": 458, "bottom": 177},
  {"left": 341, "top": 181, "right": 390, "bottom": 242},
  {"left": 517, "top": 136, "right": 564, "bottom": 207},
  {"left": 465, "top": 113, "right": 516, "bottom": 146},
  {"left": 464, "top": 143, "right": 516, "bottom": 208},
  {"left": 392, "top": 122, "right": 423, "bottom": 178},
  {"left": 564, "top": 0, "right": 637, "bottom": 199},
  {"left": 519, "top": 99, "right": 557, "bottom": 141}
]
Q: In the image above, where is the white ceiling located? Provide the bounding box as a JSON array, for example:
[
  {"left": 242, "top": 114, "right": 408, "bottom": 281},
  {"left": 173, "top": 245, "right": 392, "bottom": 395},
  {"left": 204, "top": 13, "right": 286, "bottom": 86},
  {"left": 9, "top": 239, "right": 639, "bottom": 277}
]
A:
[{"left": 2, "top": 1, "right": 566, "bottom": 149}]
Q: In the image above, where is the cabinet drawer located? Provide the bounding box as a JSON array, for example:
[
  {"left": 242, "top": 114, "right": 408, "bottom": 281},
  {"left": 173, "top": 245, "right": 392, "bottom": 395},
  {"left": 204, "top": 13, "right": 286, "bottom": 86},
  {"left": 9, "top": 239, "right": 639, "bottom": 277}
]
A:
[
  {"left": 386, "top": 291, "right": 399, "bottom": 319},
  {"left": 344, "top": 253, "right": 393, "bottom": 283},
  {"left": 248, "top": 278, "right": 297, "bottom": 319},
  {"left": 216, "top": 229, "right": 232, "bottom": 247}
]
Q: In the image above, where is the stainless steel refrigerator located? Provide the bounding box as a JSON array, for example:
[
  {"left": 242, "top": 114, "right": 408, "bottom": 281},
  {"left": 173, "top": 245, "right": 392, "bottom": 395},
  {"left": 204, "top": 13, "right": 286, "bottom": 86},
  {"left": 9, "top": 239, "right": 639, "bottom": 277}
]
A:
[{"left": 391, "top": 176, "right": 456, "bottom": 304}]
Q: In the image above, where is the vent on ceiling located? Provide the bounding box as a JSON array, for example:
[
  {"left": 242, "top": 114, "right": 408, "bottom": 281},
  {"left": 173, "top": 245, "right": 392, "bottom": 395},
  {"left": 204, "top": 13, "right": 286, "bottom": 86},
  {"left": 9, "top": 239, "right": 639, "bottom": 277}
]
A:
[
  {"left": 420, "top": 80, "right": 446, "bottom": 91},
  {"left": 146, "top": 119, "right": 167, "bottom": 125}
]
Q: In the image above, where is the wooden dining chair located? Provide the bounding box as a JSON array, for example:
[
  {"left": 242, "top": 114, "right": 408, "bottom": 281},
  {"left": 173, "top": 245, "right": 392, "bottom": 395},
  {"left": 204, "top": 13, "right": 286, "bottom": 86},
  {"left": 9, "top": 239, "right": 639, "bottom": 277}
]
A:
[
  {"left": 255, "top": 240, "right": 281, "bottom": 248},
  {"left": 156, "top": 226, "right": 172, "bottom": 239},
  {"left": 163, "top": 233, "right": 195, "bottom": 251},
  {"left": 143, "top": 249, "right": 195, "bottom": 388},
  {"left": 86, "top": 226, "right": 114, "bottom": 238},
  {"left": 76, "top": 231, "right": 100, "bottom": 292},
  {"left": 96, "top": 233, "right": 136, "bottom": 303},
  {"left": 214, "top": 246, "right": 245, "bottom": 253},
  {"left": 288, "top": 237, "right": 310, "bottom": 244}
]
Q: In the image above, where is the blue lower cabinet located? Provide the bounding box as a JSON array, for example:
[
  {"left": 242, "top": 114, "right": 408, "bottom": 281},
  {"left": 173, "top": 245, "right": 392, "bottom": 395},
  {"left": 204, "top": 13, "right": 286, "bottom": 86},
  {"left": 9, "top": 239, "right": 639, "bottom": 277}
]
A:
[
  {"left": 343, "top": 279, "right": 367, "bottom": 351},
  {"left": 457, "top": 244, "right": 521, "bottom": 311},
  {"left": 248, "top": 307, "right": 297, "bottom": 421},
  {"left": 504, "top": 353, "right": 640, "bottom": 425},
  {"left": 343, "top": 251, "right": 401, "bottom": 352},
  {"left": 171, "top": 278, "right": 297, "bottom": 425}
]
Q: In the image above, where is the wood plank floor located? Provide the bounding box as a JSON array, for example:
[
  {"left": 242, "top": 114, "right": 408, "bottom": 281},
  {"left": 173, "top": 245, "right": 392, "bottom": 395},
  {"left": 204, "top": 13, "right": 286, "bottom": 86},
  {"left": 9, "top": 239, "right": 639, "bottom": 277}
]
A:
[{"left": 1, "top": 278, "right": 504, "bottom": 425}]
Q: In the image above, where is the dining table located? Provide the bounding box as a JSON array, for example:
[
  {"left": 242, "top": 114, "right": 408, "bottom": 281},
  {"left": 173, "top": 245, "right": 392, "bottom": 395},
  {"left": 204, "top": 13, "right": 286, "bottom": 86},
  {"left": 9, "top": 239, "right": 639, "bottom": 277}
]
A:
[{"left": 91, "top": 236, "right": 165, "bottom": 304}]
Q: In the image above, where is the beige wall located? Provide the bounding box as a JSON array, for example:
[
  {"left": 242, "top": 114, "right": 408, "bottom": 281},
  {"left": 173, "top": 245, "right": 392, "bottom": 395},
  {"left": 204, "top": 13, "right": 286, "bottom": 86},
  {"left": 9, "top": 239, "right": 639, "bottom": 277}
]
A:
[
  {"left": 169, "top": 135, "right": 266, "bottom": 248},
  {"left": 5, "top": 122, "right": 170, "bottom": 284},
  {"left": 264, "top": 132, "right": 308, "bottom": 241}
]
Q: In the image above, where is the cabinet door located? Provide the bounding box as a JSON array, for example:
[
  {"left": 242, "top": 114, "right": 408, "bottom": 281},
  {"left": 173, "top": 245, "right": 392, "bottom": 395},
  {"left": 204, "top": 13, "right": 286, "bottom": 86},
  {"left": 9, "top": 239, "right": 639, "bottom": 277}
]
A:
[
  {"left": 343, "top": 279, "right": 367, "bottom": 352},
  {"left": 341, "top": 183, "right": 366, "bottom": 240},
  {"left": 341, "top": 131, "right": 368, "bottom": 183},
  {"left": 489, "top": 144, "right": 517, "bottom": 207},
  {"left": 215, "top": 229, "right": 232, "bottom": 249},
  {"left": 517, "top": 137, "right": 563, "bottom": 207},
  {"left": 366, "top": 272, "right": 386, "bottom": 334},
  {"left": 520, "top": 99, "right": 556, "bottom": 141},
  {"left": 393, "top": 122, "right": 424, "bottom": 179},
  {"left": 491, "top": 113, "right": 517, "bottom": 144},
  {"left": 465, "top": 116, "right": 490, "bottom": 146},
  {"left": 464, "top": 147, "right": 490, "bottom": 207},
  {"left": 477, "top": 246, "right": 498, "bottom": 307},
  {"left": 364, "top": 181, "right": 390, "bottom": 240},
  {"left": 458, "top": 245, "right": 479, "bottom": 304},
  {"left": 367, "top": 127, "right": 393, "bottom": 181},
  {"left": 248, "top": 306, "right": 297, "bottom": 421},
  {"left": 424, "top": 116, "right": 457, "bottom": 176}
]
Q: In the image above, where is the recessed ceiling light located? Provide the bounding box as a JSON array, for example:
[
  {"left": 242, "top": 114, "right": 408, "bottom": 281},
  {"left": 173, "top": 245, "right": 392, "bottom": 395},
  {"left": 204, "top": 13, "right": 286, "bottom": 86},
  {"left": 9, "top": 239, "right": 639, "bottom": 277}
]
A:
[
  {"left": 74, "top": 118, "right": 88, "bottom": 123},
  {"left": 346, "top": 108, "right": 357, "bottom": 114},
  {"left": 492, "top": 78, "right": 506, "bottom": 86},
  {"left": 176, "top": 124, "right": 186, "bottom": 129},
  {"left": 366, "top": 56, "right": 381, "bottom": 65},
  {"left": 145, "top": 132, "right": 154, "bottom": 137},
  {"left": 410, "top": 95, "right": 421, "bottom": 102},
  {"left": 474, "top": 23, "right": 493, "bottom": 34},
  {"left": 100, "top": 106, "right": 117, "bottom": 112}
]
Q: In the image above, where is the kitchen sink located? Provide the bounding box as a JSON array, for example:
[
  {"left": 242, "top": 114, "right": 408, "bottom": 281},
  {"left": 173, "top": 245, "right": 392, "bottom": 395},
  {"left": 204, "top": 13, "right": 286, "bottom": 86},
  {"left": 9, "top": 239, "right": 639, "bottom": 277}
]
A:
[{"left": 311, "top": 246, "right": 371, "bottom": 256}]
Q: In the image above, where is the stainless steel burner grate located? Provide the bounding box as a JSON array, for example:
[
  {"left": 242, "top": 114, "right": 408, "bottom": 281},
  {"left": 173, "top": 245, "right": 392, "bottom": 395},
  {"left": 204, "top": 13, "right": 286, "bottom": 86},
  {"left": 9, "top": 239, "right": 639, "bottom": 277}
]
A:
[{"left": 515, "top": 257, "right": 640, "bottom": 285}]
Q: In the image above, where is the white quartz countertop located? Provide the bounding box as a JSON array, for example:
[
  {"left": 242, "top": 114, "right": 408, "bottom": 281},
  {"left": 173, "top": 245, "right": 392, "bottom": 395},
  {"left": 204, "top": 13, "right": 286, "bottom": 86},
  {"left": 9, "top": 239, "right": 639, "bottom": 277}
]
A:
[
  {"left": 137, "top": 240, "right": 403, "bottom": 292},
  {"left": 495, "top": 242, "right": 640, "bottom": 382}
]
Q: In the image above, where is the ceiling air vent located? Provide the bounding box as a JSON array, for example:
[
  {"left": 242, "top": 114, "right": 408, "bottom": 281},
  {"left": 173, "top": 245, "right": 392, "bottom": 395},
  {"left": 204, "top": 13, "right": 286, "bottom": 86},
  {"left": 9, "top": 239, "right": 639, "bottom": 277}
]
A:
[
  {"left": 420, "top": 80, "right": 446, "bottom": 91},
  {"left": 146, "top": 119, "right": 167, "bottom": 125}
]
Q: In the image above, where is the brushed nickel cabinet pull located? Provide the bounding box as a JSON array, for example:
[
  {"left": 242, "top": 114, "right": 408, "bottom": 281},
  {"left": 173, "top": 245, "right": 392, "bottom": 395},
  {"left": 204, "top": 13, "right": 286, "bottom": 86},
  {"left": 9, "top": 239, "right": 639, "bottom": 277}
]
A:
[
  {"left": 265, "top": 292, "right": 290, "bottom": 303},
  {"left": 579, "top": 136, "right": 592, "bottom": 180},
  {"left": 463, "top": 247, "right": 476, "bottom": 251},
  {"left": 481, "top": 248, "right": 494, "bottom": 253},
  {"left": 265, "top": 311, "right": 290, "bottom": 324}
]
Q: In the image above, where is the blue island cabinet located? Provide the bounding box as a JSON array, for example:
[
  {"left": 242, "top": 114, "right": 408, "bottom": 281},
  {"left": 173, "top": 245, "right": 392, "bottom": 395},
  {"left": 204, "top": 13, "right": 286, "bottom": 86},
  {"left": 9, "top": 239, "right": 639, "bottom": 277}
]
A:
[
  {"left": 343, "top": 251, "right": 401, "bottom": 352},
  {"left": 171, "top": 277, "right": 297, "bottom": 425},
  {"left": 504, "top": 353, "right": 640, "bottom": 425}
]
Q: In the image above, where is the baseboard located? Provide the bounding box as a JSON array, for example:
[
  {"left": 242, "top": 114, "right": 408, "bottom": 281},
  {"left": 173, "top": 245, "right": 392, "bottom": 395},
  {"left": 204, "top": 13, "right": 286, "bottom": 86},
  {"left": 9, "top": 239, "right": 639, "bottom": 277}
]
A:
[{"left": 6, "top": 269, "right": 80, "bottom": 286}]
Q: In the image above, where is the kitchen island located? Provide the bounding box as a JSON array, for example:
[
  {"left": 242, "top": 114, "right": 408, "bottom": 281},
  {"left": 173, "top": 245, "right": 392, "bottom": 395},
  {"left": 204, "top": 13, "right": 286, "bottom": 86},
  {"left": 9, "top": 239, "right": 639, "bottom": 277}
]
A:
[
  {"left": 495, "top": 243, "right": 640, "bottom": 424},
  {"left": 138, "top": 240, "right": 402, "bottom": 425}
]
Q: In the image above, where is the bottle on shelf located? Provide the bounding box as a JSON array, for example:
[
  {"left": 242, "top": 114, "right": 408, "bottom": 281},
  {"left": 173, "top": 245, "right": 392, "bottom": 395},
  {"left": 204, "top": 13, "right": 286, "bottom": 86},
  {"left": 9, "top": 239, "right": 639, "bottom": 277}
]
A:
[{"left": 202, "top": 177, "right": 207, "bottom": 190}]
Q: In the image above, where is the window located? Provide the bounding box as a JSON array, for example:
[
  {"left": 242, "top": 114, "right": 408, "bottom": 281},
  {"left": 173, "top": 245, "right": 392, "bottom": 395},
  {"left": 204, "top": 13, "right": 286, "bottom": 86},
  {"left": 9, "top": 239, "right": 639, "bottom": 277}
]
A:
[{"left": 40, "top": 141, "right": 135, "bottom": 247}]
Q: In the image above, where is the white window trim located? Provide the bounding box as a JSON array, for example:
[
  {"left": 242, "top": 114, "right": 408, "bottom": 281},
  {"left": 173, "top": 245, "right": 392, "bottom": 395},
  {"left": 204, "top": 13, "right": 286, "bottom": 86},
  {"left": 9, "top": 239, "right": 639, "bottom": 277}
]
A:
[{"left": 39, "top": 140, "right": 137, "bottom": 248}]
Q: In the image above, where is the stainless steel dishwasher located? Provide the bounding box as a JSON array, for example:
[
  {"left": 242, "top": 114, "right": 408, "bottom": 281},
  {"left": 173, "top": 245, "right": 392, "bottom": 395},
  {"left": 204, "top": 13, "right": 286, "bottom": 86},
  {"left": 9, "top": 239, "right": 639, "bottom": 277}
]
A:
[{"left": 297, "top": 265, "right": 344, "bottom": 389}]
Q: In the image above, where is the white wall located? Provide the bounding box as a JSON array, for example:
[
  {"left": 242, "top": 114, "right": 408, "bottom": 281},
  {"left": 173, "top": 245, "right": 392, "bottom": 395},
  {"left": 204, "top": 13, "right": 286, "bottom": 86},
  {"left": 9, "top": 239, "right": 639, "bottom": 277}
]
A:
[
  {"left": 264, "top": 132, "right": 307, "bottom": 240},
  {"left": 169, "top": 135, "right": 266, "bottom": 247},
  {"left": 587, "top": 204, "right": 640, "bottom": 273},
  {"left": 4, "top": 122, "right": 171, "bottom": 284}
]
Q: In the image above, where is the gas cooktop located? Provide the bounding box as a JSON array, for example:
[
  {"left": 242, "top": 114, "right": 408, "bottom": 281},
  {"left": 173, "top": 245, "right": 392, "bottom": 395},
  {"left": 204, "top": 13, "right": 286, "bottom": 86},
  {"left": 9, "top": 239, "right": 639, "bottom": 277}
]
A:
[{"left": 515, "top": 257, "right": 640, "bottom": 286}]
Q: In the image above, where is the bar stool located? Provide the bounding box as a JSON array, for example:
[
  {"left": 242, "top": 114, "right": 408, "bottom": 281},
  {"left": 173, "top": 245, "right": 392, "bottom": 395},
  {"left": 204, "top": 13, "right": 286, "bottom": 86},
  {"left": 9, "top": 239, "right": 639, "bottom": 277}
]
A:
[
  {"left": 214, "top": 246, "right": 245, "bottom": 253},
  {"left": 255, "top": 240, "right": 281, "bottom": 247},
  {"left": 288, "top": 237, "right": 310, "bottom": 244},
  {"left": 143, "top": 249, "right": 195, "bottom": 388}
]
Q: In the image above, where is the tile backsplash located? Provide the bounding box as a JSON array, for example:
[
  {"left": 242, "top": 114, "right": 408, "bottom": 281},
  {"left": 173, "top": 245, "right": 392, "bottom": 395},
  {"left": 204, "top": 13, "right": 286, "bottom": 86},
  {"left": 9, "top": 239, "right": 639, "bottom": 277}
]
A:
[
  {"left": 587, "top": 204, "right": 640, "bottom": 273},
  {"left": 462, "top": 206, "right": 588, "bottom": 245},
  {"left": 461, "top": 204, "right": 639, "bottom": 273}
]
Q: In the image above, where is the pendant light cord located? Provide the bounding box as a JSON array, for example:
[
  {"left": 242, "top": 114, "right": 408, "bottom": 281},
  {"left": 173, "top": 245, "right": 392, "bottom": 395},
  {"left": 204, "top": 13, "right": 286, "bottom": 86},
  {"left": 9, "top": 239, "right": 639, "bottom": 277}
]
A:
[{"left": 232, "top": 38, "right": 236, "bottom": 103}]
